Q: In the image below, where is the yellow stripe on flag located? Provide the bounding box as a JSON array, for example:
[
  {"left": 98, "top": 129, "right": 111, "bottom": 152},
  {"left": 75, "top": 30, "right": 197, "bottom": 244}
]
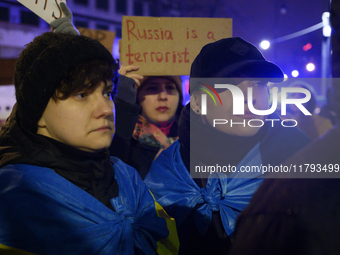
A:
[
  {"left": 0, "top": 243, "right": 36, "bottom": 255},
  {"left": 150, "top": 190, "right": 179, "bottom": 255}
]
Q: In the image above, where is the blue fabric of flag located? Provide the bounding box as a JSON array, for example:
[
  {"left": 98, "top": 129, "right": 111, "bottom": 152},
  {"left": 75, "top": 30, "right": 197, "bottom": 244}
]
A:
[{"left": 0, "top": 158, "right": 176, "bottom": 254}]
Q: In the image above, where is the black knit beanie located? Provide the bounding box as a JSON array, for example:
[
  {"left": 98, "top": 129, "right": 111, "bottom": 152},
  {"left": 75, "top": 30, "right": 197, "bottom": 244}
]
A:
[
  {"left": 190, "top": 37, "right": 284, "bottom": 93},
  {"left": 14, "top": 32, "right": 116, "bottom": 133}
]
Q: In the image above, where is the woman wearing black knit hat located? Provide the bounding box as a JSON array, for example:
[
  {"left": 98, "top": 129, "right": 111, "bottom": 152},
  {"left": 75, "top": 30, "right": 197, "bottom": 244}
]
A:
[
  {"left": 0, "top": 30, "right": 178, "bottom": 255},
  {"left": 145, "top": 37, "right": 312, "bottom": 254},
  {"left": 47, "top": 1, "right": 184, "bottom": 180}
]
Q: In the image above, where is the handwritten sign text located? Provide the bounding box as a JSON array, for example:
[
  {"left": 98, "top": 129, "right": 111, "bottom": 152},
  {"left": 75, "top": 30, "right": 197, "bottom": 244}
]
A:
[
  {"left": 120, "top": 16, "right": 232, "bottom": 75},
  {"left": 17, "top": 0, "right": 66, "bottom": 24}
]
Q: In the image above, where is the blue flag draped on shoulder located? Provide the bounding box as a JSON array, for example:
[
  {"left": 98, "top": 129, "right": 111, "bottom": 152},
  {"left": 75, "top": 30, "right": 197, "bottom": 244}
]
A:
[
  {"left": 0, "top": 158, "right": 179, "bottom": 255},
  {"left": 145, "top": 140, "right": 264, "bottom": 237},
  {"left": 145, "top": 122, "right": 311, "bottom": 237}
]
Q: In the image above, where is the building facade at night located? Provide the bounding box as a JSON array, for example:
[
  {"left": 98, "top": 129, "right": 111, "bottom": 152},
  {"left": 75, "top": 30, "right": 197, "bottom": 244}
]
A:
[{"left": 0, "top": 0, "right": 332, "bottom": 121}]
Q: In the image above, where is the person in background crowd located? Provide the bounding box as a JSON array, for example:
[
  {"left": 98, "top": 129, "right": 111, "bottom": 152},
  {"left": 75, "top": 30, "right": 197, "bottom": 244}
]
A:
[
  {"left": 145, "top": 37, "right": 311, "bottom": 254},
  {"left": 0, "top": 31, "right": 178, "bottom": 254},
  {"left": 109, "top": 66, "right": 183, "bottom": 179}
]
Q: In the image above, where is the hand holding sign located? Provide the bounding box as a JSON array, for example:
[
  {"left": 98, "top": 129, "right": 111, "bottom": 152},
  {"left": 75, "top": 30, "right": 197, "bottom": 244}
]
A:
[
  {"left": 118, "top": 65, "right": 144, "bottom": 87},
  {"left": 50, "top": 2, "right": 79, "bottom": 35},
  {"left": 17, "top": 0, "right": 66, "bottom": 24}
]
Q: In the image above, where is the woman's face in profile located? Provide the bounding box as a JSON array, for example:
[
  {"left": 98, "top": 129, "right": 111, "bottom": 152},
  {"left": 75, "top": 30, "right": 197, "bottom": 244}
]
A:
[{"left": 138, "top": 78, "right": 180, "bottom": 124}]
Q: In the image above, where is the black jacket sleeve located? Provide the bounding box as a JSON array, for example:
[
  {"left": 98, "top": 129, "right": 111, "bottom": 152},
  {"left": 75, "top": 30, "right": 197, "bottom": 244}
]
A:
[{"left": 109, "top": 75, "right": 141, "bottom": 162}]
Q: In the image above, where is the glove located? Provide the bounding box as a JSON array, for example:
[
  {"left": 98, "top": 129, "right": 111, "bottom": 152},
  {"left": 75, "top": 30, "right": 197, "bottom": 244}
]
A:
[{"left": 50, "top": 2, "right": 80, "bottom": 35}]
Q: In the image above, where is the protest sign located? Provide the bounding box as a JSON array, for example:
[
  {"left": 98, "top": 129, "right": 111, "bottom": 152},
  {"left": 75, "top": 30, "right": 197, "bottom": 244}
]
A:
[
  {"left": 120, "top": 16, "right": 232, "bottom": 75},
  {"left": 78, "top": 27, "right": 115, "bottom": 54},
  {"left": 17, "top": 0, "right": 66, "bottom": 24}
]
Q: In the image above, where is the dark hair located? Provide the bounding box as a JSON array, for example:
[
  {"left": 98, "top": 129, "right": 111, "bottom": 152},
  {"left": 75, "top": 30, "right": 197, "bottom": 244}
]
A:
[
  {"left": 13, "top": 32, "right": 118, "bottom": 132},
  {"left": 53, "top": 59, "right": 118, "bottom": 101}
]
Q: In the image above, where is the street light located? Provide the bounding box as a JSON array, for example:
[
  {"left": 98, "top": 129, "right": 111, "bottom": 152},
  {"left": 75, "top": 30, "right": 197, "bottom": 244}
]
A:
[
  {"left": 322, "top": 12, "right": 331, "bottom": 37},
  {"left": 291, "top": 70, "right": 299, "bottom": 77},
  {"left": 259, "top": 40, "right": 270, "bottom": 50},
  {"left": 306, "top": 63, "right": 315, "bottom": 72}
]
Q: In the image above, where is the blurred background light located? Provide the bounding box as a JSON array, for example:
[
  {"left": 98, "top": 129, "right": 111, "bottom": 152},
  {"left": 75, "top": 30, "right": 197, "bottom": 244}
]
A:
[
  {"left": 260, "top": 40, "right": 270, "bottom": 50},
  {"left": 291, "top": 70, "right": 299, "bottom": 77},
  {"left": 322, "top": 12, "right": 331, "bottom": 37},
  {"left": 306, "top": 63, "right": 315, "bottom": 72},
  {"left": 303, "top": 43, "right": 312, "bottom": 51},
  {"left": 283, "top": 74, "right": 288, "bottom": 81}
]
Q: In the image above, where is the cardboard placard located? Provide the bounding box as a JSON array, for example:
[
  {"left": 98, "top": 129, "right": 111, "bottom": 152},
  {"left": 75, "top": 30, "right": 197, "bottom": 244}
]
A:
[
  {"left": 78, "top": 27, "right": 115, "bottom": 54},
  {"left": 120, "top": 16, "right": 232, "bottom": 76},
  {"left": 17, "top": 0, "right": 66, "bottom": 24}
]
